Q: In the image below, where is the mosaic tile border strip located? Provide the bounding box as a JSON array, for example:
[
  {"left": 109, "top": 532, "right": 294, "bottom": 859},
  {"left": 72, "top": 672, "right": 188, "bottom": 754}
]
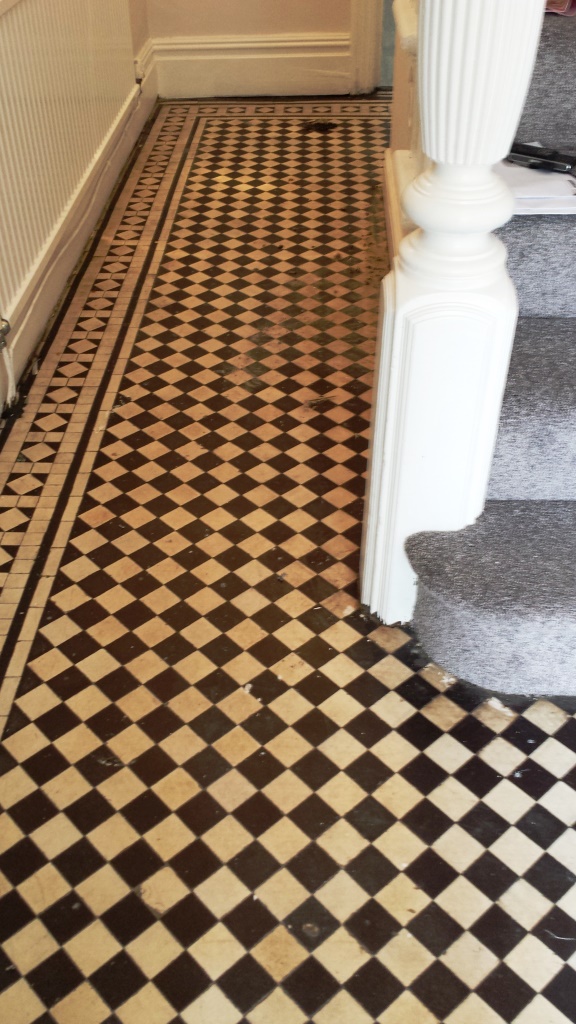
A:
[{"left": 0, "top": 104, "right": 201, "bottom": 718}]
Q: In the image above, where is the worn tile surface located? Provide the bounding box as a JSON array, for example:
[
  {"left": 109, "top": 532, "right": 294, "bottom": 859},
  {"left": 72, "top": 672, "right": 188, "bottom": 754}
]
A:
[{"left": 0, "top": 97, "right": 575, "bottom": 1024}]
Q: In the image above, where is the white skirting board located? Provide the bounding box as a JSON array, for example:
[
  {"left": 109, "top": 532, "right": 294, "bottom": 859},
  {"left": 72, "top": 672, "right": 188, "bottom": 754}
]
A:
[
  {"left": 6, "top": 84, "right": 156, "bottom": 399},
  {"left": 146, "top": 34, "right": 353, "bottom": 98}
]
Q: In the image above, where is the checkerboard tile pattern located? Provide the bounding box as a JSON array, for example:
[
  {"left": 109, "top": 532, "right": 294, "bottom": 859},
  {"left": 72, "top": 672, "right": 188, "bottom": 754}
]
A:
[{"left": 0, "top": 98, "right": 575, "bottom": 1024}]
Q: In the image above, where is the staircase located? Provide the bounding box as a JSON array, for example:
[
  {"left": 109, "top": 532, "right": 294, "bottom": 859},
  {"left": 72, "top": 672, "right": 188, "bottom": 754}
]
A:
[{"left": 406, "top": 13, "right": 576, "bottom": 695}]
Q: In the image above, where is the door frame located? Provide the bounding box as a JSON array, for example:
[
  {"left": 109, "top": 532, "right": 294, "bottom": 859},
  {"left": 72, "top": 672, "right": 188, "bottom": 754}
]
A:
[{"left": 350, "top": 0, "right": 385, "bottom": 92}]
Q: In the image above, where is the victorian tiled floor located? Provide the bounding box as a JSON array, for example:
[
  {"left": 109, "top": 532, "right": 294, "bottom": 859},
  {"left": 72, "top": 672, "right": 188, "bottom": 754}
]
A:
[{"left": 0, "top": 97, "right": 575, "bottom": 1024}]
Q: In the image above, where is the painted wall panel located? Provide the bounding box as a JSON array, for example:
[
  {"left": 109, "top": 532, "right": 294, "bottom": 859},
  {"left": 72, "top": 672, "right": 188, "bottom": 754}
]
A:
[
  {"left": 0, "top": 0, "right": 150, "bottom": 405},
  {"left": 147, "top": 0, "right": 350, "bottom": 38},
  {"left": 129, "top": 0, "right": 150, "bottom": 54}
]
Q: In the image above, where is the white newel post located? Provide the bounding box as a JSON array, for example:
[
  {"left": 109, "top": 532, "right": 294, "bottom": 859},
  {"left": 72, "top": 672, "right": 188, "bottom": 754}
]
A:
[{"left": 361, "top": 0, "right": 545, "bottom": 623}]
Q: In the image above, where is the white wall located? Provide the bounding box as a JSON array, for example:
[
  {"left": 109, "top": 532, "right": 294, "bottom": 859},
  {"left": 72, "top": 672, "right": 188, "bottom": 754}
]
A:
[
  {"left": 147, "top": 0, "right": 350, "bottom": 37},
  {"left": 143, "top": 0, "right": 363, "bottom": 97},
  {"left": 128, "top": 0, "right": 150, "bottom": 55},
  {"left": 0, "top": 0, "right": 153, "bottom": 409}
]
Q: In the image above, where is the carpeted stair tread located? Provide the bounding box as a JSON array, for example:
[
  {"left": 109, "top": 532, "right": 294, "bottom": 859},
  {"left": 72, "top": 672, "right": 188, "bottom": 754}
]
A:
[
  {"left": 488, "top": 317, "right": 576, "bottom": 499},
  {"left": 406, "top": 502, "right": 576, "bottom": 694},
  {"left": 516, "top": 12, "right": 576, "bottom": 151}
]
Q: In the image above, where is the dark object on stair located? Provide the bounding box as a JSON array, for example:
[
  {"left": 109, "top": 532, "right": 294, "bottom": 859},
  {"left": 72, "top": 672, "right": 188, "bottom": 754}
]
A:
[{"left": 507, "top": 141, "right": 576, "bottom": 174}]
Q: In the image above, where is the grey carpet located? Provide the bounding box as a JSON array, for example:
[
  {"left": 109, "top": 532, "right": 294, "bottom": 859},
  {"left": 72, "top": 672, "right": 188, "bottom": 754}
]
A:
[
  {"left": 516, "top": 12, "right": 576, "bottom": 151},
  {"left": 496, "top": 217, "right": 576, "bottom": 317},
  {"left": 488, "top": 317, "right": 576, "bottom": 499},
  {"left": 495, "top": 14, "right": 576, "bottom": 317},
  {"left": 411, "top": 583, "right": 575, "bottom": 696},
  {"left": 406, "top": 502, "right": 576, "bottom": 694},
  {"left": 405, "top": 16, "right": 576, "bottom": 695}
]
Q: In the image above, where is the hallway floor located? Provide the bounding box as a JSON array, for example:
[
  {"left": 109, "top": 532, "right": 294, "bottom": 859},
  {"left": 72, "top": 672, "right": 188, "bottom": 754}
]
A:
[{"left": 0, "top": 98, "right": 575, "bottom": 1024}]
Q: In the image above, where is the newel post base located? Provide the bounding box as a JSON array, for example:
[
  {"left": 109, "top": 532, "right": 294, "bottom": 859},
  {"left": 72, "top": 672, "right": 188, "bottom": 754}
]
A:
[{"left": 361, "top": 0, "right": 545, "bottom": 623}]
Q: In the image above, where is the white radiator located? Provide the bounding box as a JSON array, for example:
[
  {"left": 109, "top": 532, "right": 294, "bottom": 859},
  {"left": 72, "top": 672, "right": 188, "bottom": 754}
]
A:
[{"left": 0, "top": 0, "right": 148, "bottom": 403}]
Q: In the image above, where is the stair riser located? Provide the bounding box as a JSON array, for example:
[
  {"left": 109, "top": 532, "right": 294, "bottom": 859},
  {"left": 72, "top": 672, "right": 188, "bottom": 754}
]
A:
[
  {"left": 497, "top": 219, "right": 576, "bottom": 318},
  {"left": 413, "top": 582, "right": 576, "bottom": 695},
  {"left": 489, "top": 317, "right": 576, "bottom": 499},
  {"left": 489, "top": 422, "right": 576, "bottom": 500}
]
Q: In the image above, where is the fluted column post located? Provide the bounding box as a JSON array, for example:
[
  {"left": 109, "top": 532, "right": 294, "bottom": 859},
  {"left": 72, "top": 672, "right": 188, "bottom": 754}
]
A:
[{"left": 361, "top": 0, "right": 545, "bottom": 623}]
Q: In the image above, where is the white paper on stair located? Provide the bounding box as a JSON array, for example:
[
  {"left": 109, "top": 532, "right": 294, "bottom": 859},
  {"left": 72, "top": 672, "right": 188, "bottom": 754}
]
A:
[{"left": 495, "top": 160, "right": 576, "bottom": 214}]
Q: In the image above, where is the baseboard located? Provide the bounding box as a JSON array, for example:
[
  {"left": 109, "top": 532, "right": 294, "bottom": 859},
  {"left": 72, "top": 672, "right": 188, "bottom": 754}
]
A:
[
  {"left": 151, "top": 33, "right": 352, "bottom": 98},
  {"left": 6, "top": 84, "right": 155, "bottom": 404}
]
